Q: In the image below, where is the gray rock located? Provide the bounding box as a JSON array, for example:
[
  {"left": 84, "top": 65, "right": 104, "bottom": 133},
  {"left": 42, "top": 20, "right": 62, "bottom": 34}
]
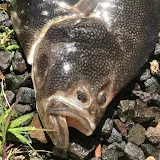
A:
[
  {"left": 68, "top": 142, "right": 95, "bottom": 160},
  {"left": 2, "top": 90, "right": 15, "bottom": 107},
  {"left": 0, "top": 12, "right": 11, "bottom": 28},
  {"left": 133, "top": 100, "right": 155, "bottom": 123},
  {"left": 15, "top": 104, "right": 32, "bottom": 116},
  {"left": 0, "top": 51, "right": 12, "bottom": 72},
  {"left": 140, "top": 69, "right": 151, "bottom": 81},
  {"left": 17, "top": 87, "right": 36, "bottom": 108},
  {"left": 117, "top": 100, "right": 136, "bottom": 122},
  {"left": 107, "top": 127, "right": 122, "bottom": 143},
  {"left": 141, "top": 144, "right": 158, "bottom": 159},
  {"left": 154, "top": 43, "right": 160, "bottom": 55},
  {"left": 128, "top": 124, "right": 145, "bottom": 145},
  {"left": 144, "top": 77, "right": 159, "bottom": 92},
  {"left": 102, "top": 145, "right": 123, "bottom": 160},
  {"left": 124, "top": 142, "right": 145, "bottom": 160},
  {"left": 12, "top": 52, "right": 27, "bottom": 74},
  {"left": 107, "top": 141, "right": 126, "bottom": 151},
  {"left": 133, "top": 91, "right": 160, "bottom": 107},
  {"left": 5, "top": 73, "right": 25, "bottom": 93},
  {"left": 101, "top": 118, "right": 113, "bottom": 136}
]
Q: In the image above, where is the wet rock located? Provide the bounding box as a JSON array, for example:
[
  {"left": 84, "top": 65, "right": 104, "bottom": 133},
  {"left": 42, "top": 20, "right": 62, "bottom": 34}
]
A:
[
  {"left": 102, "top": 145, "right": 123, "bottom": 160},
  {"left": 17, "top": 87, "right": 36, "bottom": 109},
  {"left": 144, "top": 77, "right": 159, "bottom": 92},
  {"left": 133, "top": 100, "right": 155, "bottom": 123},
  {"left": 133, "top": 91, "right": 160, "bottom": 106},
  {"left": 68, "top": 142, "right": 95, "bottom": 160},
  {"left": 124, "top": 142, "right": 145, "bottom": 160},
  {"left": 5, "top": 73, "right": 25, "bottom": 93},
  {"left": 128, "top": 124, "right": 145, "bottom": 145},
  {"left": 107, "top": 127, "right": 122, "bottom": 143},
  {"left": 117, "top": 100, "right": 136, "bottom": 122},
  {"left": 0, "top": 51, "right": 12, "bottom": 72},
  {"left": 154, "top": 43, "right": 160, "bottom": 55},
  {"left": 141, "top": 144, "right": 157, "bottom": 159},
  {"left": 15, "top": 104, "right": 32, "bottom": 116},
  {"left": 146, "top": 127, "right": 160, "bottom": 144},
  {"left": 12, "top": 52, "right": 27, "bottom": 74},
  {"left": 101, "top": 118, "right": 113, "bottom": 136},
  {"left": 2, "top": 90, "right": 15, "bottom": 107},
  {"left": 140, "top": 69, "right": 151, "bottom": 81},
  {"left": 114, "top": 119, "right": 127, "bottom": 137}
]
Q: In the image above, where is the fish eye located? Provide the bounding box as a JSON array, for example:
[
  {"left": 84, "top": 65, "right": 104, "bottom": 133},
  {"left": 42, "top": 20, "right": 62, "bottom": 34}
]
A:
[
  {"left": 98, "top": 91, "right": 106, "bottom": 105},
  {"left": 77, "top": 90, "right": 87, "bottom": 103}
]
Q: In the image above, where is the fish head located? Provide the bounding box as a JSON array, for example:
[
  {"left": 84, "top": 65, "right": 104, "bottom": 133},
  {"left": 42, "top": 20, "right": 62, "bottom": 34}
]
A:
[{"left": 32, "top": 25, "right": 117, "bottom": 148}]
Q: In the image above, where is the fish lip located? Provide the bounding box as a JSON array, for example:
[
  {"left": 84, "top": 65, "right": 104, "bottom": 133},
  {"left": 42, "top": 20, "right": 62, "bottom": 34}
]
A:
[{"left": 47, "top": 103, "right": 95, "bottom": 136}]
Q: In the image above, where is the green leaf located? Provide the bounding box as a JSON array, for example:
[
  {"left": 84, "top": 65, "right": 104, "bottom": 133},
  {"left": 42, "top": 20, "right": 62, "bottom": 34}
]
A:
[
  {"left": 5, "top": 45, "right": 19, "bottom": 51},
  {"left": 8, "top": 126, "right": 36, "bottom": 133},
  {"left": 9, "top": 112, "right": 34, "bottom": 128},
  {"left": 0, "top": 106, "right": 12, "bottom": 124},
  {"left": 10, "top": 132, "right": 31, "bottom": 145},
  {"left": 0, "top": 132, "right": 2, "bottom": 138}
]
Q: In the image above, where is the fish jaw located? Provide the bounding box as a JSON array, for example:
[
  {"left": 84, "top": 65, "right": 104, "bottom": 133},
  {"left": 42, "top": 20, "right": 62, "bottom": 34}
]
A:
[{"left": 36, "top": 91, "right": 97, "bottom": 149}]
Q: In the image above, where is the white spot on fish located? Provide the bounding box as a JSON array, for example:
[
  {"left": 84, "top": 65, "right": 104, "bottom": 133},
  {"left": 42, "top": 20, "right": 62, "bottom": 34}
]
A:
[{"left": 41, "top": 10, "right": 49, "bottom": 16}]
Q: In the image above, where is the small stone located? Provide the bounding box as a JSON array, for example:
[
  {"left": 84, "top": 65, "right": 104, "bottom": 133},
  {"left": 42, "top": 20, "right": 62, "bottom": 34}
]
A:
[
  {"left": 2, "top": 90, "right": 15, "bottom": 107},
  {"left": 107, "top": 141, "right": 126, "bottom": 151},
  {"left": 144, "top": 77, "right": 159, "bottom": 92},
  {"left": 0, "top": 12, "right": 11, "bottom": 28},
  {"left": 0, "top": 51, "right": 12, "bottom": 72},
  {"left": 102, "top": 145, "right": 123, "bottom": 160},
  {"left": 133, "top": 100, "right": 155, "bottom": 123},
  {"left": 15, "top": 104, "right": 32, "bottom": 116},
  {"left": 146, "top": 127, "right": 160, "bottom": 143},
  {"left": 128, "top": 124, "right": 145, "bottom": 145},
  {"left": 0, "top": 11, "right": 9, "bottom": 22},
  {"left": 117, "top": 100, "right": 135, "bottom": 122},
  {"left": 140, "top": 69, "right": 151, "bottom": 81},
  {"left": 12, "top": 52, "right": 27, "bottom": 74},
  {"left": 133, "top": 91, "right": 160, "bottom": 106},
  {"left": 114, "top": 119, "right": 127, "bottom": 136},
  {"left": 124, "top": 142, "right": 145, "bottom": 160},
  {"left": 5, "top": 73, "right": 25, "bottom": 93},
  {"left": 107, "top": 127, "right": 122, "bottom": 143},
  {"left": 145, "top": 156, "right": 156, "bottom": 160},
  {"left": 141, "top": 144, "right": 157, "bottom": 158},
  {"left": 101, "top": 118, "right": 113, "bottom": 136},
  {"left": 17, "top": 87, "right": 36, "bottom": 109},
  {"left": 68, "top": 142, "right": 95, "bottom": 160},
  {"left": 154, "top": 43, "right": 160, "bottom": 55}
]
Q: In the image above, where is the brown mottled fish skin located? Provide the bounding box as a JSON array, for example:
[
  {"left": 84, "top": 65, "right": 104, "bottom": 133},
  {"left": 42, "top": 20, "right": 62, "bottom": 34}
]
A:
[{"left": 10, "top": 0, "right": 160, "bottom": 148}]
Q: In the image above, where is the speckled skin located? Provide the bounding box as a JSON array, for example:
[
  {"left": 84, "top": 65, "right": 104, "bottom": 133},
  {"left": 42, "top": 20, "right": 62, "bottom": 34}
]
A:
[{"left": 10, "top": 0, "right": 160, "bottom": 148}]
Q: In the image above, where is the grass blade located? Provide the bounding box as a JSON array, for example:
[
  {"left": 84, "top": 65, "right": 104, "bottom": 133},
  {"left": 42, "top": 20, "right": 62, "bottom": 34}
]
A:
[{"left": 9, "top": 112, "right": 34, "bottom": 128}]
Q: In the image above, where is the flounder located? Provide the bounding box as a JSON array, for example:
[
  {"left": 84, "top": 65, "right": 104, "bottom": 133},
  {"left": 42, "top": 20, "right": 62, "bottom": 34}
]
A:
[{"left": 10, "top": 0, "right": 160, "bottom": 148}]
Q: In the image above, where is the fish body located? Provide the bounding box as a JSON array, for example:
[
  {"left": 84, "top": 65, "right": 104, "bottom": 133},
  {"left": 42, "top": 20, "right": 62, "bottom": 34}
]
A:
[{"left": 10, "top": 0, "right": 160, "bottom": 148}]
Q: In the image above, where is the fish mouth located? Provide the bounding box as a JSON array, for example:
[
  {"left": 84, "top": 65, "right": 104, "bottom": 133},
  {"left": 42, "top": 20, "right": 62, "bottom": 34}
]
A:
[{"left": 46, "top": 99, "right": 96, "bottom": 148}]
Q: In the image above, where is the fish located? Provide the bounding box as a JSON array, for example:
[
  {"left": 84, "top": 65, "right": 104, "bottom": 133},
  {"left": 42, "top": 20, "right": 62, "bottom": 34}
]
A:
[{"left": 10, "top": 0, "right": 160, "bottom": 148}]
